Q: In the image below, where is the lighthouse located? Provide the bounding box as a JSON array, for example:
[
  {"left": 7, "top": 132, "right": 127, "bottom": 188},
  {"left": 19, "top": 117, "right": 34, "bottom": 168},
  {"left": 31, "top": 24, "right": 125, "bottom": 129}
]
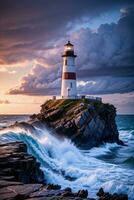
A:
[{"left": 61, "top": 41, "right": 77, "bottom": 99}]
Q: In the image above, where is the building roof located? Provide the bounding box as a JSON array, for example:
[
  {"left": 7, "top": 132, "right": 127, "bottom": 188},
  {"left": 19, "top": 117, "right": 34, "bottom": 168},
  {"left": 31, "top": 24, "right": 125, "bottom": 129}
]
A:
[{"left": 64, "top": 41, "right": 73, "bottom": 46}]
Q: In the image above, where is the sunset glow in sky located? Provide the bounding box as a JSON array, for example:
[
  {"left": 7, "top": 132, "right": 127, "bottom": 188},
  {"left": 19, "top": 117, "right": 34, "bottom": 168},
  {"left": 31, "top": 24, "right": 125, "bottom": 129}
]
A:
[{"left": 0, "top": 0, "right": 134, "bottom": 114}]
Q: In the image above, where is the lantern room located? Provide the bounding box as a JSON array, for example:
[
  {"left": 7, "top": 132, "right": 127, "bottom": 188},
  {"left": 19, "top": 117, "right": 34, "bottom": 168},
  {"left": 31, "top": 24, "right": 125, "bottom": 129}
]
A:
[
  {"left": 64, "top": 41, "right": 74, "bottom": 52},
  {"left": 62, "top": 41, "right": 77, "bottom": 57}
]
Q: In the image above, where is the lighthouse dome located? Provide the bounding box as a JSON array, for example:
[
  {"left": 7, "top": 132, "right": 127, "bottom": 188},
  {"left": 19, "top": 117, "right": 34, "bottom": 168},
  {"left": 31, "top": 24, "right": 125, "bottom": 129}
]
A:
[{"left": 64, "top": 41, "right": 73, "bottom": 47}]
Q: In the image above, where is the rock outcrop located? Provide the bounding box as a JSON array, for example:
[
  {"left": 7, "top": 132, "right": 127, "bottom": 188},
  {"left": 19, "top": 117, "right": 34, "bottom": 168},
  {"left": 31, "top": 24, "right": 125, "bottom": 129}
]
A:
[
  {"left": 0, "top": 142, "right": 44, "bottom": 184},
  {"left": 0, "top": 142, "right": 128, "bottom": 200},
  {"left": 97, "top": 188, "right": 128, "bottom": 200},
  {"left": 32, "top": 99, "right": 124, "bottom": 149}
]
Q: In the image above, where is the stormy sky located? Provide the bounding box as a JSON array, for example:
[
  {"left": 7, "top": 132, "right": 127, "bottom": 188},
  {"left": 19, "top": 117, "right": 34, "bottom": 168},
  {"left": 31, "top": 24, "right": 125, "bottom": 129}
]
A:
[{"left": 0, "top": 0, "right": 134, "bottom": 114}]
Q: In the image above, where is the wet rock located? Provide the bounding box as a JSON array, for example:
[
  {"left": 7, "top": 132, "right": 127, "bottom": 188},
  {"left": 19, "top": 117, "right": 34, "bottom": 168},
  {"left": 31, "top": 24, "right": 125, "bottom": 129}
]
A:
[
  {"left": 97, "top": 188, "right": 128, "bottom": 200},
  {"left": 0, "top": 176, "right": 16, "bottom": 181},
  {"left": 0, "top": 190, "right": 18, "bottom": 200},
  {"left": 77, "top": 189, "right": 88, "bottom": 198},
  {"left": 117, "top": 193, "right": 128, "bottom": 200},
  {"left": 64, "top": 187, "right": 72, "bottom": 192},
  {"left": 14, "top": 194, "right": 26, "bottom": 200},
  {"left": 46, "top": 184, "right": 61, "bottom": 190},
  {"left": 30, "top": 188, "right": 63, "bottom": 198},
  {"left": 88, "top": 199, "right": 96, "bottom": 200},
  {"left": 0, "top": 184, "right": 42, "bottom": 200},
  {"left": 117, "top": 139, "right": 126, "bottom": 146},
  {"left": 62, "top": 190, "right": 74, "bottom": 197},
  {"left": 8, "top": 184, "right": 42, "bottom": 195},
  {"left": 96, "top": 187, "right": 104, "bottom": 197},
  {"left": 0, "top": 180, "right": 23, "bottom": 188},
  {"left": 0, "top": 142, "right": 44, "bottom": 184}
]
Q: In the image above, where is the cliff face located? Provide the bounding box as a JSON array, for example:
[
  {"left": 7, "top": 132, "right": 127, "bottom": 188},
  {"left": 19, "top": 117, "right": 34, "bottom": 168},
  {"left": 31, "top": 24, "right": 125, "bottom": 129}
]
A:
[
  {"left": 0, "top": 142, "right": 44, "bottom": 184},
  {"left": 34, "top": 99, "right": 123, "bottom": 149}
]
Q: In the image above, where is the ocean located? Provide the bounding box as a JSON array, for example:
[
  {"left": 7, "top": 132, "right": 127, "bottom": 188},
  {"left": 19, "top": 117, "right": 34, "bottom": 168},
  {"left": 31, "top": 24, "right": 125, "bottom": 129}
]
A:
[{"left": 0, "top": 114, "right": 134, "bottom": 199}]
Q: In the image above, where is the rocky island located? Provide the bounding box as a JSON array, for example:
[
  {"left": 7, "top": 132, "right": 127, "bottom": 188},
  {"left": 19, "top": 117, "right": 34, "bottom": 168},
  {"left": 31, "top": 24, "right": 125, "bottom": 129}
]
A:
[
  {"left": 32, "top": 99, "right": 124, "bottom": 149},
  {"left": 0, "top": 99, "right": 127, "bottom": 200}
]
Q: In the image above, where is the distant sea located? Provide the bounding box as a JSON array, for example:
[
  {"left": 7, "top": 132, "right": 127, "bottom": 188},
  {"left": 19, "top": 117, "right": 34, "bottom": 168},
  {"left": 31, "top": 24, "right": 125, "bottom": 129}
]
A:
[{"left": 0, "top": 114, "right": 134, "bottom": 199}]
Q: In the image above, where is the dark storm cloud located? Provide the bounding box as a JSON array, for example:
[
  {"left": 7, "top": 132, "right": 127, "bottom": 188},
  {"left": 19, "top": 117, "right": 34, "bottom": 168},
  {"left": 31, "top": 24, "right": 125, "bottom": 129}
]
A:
[
  {"left": 77, "top": 77, "right": 134, "bottom": 95},
  {"left": 0, "top": 0, "right": 133, "bottom": 64},
  {"left": 73, "top": 7, "right": 134, "bottom": 94},
  {"left": 73, "top": 9, "right": 134, "bottom": 72},
  {"left": 77, "top": 66, "right": 134, "bottom": 78}
]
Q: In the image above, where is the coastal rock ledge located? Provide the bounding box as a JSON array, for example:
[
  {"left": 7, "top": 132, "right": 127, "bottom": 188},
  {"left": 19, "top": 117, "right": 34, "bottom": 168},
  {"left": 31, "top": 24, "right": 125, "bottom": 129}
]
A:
[{"left": 32, "top": 99, "right": 124, "bottom": 149}]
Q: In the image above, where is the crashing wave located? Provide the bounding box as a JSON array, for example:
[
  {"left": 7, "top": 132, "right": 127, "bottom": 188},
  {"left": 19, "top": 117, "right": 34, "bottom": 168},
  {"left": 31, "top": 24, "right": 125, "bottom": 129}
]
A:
[{"left": 0, "top": 121, "right": 134, "bottom": 199}]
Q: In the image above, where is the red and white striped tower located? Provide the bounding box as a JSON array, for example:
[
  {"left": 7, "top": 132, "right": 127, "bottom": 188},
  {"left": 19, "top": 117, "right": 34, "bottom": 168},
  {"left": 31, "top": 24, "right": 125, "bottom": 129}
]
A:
[{"left": 61, "top": 41, "right": 77, "bottom": 99}]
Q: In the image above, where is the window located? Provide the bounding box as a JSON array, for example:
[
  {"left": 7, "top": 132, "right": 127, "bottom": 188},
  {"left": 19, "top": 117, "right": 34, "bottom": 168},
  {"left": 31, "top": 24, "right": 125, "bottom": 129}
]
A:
[
  {"left": 65, "top": 59, "right": 67, "bottom": 65},
  {"left": 70, "top": 82, "right": 72, "bottom": 88}
]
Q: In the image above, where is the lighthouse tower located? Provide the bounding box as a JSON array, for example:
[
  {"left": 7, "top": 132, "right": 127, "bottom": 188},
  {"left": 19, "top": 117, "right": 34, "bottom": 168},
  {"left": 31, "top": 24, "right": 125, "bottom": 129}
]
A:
[{"left": 61, "top": 41, "right": 77, "bottom": 99}]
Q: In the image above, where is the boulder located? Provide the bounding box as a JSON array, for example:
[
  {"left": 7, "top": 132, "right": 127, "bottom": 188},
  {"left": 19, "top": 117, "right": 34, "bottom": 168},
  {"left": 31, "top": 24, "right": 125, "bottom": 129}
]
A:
[
  {"left": 62, "top": 190, "right": 74, "bottom": 197},
  {"left": 96, "top": 188, "right": 104, "bottom": 197},
  {"left": 97, "top": 188, "right": 128, "bottom": 200},
  {"left": 77, "top": 189, "right": 88, "bottom": 198},
  {"left": 64, "top": 187, "right": 72, "bottom": 192},
  {"left": 46, "top": 184, "right": 61, "bottom": 190}
]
